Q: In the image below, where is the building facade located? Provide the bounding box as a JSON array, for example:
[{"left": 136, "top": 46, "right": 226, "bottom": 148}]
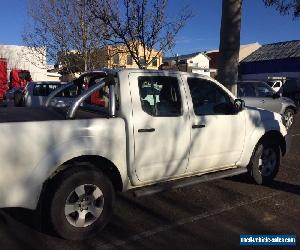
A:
[
  {"left": 162, "top": 52, "right": 210, "bottom": 76},
  {"left": 101, "top": 44, "right": 162, "bottom": 70},
  {"left": 239, "top": 40, "right": 300, "bottom": 80}
]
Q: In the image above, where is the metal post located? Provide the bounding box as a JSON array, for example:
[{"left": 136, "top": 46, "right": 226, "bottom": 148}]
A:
[{"left": 109, "top": 84, "right": 116, "bottom": 117}]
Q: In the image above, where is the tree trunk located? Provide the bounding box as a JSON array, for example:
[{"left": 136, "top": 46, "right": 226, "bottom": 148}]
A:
[{"left": 217, "top": 0, "right": 242, "bottom": 96}]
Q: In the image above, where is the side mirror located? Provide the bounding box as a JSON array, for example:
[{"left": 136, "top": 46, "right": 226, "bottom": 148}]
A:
[{"left": 234, "top": 98, "right": 245, "bottom": 112}]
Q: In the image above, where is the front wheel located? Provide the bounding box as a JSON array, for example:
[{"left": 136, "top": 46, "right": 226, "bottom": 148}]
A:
[
  {"left": 283, "top": 108, "right": 295, "bottom": 130},
  {"left": 14, "top": 91, "right": 24, "bottom": 107},
  {"left": 45, "top": 166, "right": 115, "bottom": 240},
  {"left": 249, "top": 141, "right": 281, "bottom": 185}
]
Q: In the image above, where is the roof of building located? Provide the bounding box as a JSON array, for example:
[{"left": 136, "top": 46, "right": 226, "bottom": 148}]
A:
[
  {"left": 164, "top": 51, "right": 208, "bottom": 62},
  {"left": 205, "top": 42, "right": 260, "bottom": 54},
  {"left": 242, "top": 40, "right": 300, "bottom": 62}
]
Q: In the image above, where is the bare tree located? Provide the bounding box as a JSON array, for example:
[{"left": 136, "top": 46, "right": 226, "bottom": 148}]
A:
[
  {"left": 263, "top": 0, "right": 300, "bottom": 16},
  {"left": 218, "top": 0, "right": 300, "bottom": 95},
  {"left": 23, "top": 0, "right": 105, "bottom": 74},
  {"left": 90, "top": 0, "right": 192, "bottom": 69}
]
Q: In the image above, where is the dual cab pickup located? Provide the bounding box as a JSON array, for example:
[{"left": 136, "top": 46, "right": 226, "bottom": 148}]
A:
[{"left": 0, "top": 69, "right": 290, "bottom": 240}]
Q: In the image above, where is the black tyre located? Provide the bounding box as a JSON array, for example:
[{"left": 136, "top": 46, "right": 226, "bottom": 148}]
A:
[
  {"left": 249, "top": 140, "right": 281, "bottom": 185},
  {"left": 14, "top": 91, "right": 24, "bottom": 107},
  {"left": 46, "top": 165, "right": 115, "bottom": 240},
  {"left": 283, "top": 108, "right": 295, "bottom": 130}
]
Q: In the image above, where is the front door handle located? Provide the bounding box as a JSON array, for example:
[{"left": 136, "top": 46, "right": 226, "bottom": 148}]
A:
[
  {"left": 192, "top": 124, "right": 205, "bottom": 129},
  {"left": 138, "top": 128, "right": 155, "bottom": 133}
]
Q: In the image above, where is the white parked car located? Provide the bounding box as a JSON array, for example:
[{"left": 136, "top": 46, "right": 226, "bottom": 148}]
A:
[{"left": 0, "top": 70, "right": 291, "bottom": 240}]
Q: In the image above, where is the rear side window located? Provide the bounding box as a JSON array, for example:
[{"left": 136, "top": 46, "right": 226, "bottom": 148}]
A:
[
  {"left": 138, "top": 76, "right": 182, "bottom": 116},
  {"left": 32, "top": 83, "right": 78, "bottom": 97},
  {"left": 238, "top": 83, "right": 256, "bottom": 97},
  {"left": 33, "top": 84, "right": 50, "bottom": 96}
]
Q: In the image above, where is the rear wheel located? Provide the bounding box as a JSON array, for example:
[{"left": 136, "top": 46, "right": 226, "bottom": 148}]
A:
[
  {"left": 45, "top": 165, "right": 115, "bottom": 240},
  {"left": 283, "top": 108, "right": 295, "bottom": 130},
  {"left": 249, "top": 140, "right": 280, "bottom": 185}
]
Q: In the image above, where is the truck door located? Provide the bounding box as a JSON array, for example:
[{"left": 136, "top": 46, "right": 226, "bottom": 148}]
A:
[
  {"left": 129, "top": 73, "right": 190, "bottom": 183},
  {"left": 185, "top": 77, "right": 246, "bottom": 173}
]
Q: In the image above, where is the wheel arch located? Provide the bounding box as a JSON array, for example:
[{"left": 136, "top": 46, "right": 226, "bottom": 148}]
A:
[
  {"left": 36, "top": 155, "right": 124, "bottom": 214},
  {"left": 239, "top": 129, "right": 286, "bottom": 168},
  {"left": 285, "top": 105, "right": 297, "bottom": 114},
  {"left": 47, "top": 155, "right": 124, "bottom": 192},
  {"left": 258, "top": 130, "right": 286, "bottom": 157}
]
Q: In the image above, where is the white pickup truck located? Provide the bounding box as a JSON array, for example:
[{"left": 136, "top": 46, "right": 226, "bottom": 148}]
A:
[{"left": 0, "top": 69, "right": 291, "bottom": 240}]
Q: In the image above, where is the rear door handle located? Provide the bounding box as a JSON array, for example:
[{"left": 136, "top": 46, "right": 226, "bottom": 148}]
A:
[
  {"left": 192, "top": 124, "right": 205, "bottom": 129},
  {"left": 138, "top": 128, "right": 155, "bottom": 133}
]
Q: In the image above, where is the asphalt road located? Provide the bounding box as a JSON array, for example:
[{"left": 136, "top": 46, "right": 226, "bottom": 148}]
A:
[{"left": 0, "top": 117, "right": 299, "bottom": 250}]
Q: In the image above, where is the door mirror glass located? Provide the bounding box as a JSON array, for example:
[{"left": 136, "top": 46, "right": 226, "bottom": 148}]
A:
[{"left": 234, "top": 98, "right": 245, "bottom": 112}]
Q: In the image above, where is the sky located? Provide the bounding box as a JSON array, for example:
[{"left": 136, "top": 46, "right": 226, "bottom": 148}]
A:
[{"left": 0, "top": 0, "right": 299, "bottom": 57}]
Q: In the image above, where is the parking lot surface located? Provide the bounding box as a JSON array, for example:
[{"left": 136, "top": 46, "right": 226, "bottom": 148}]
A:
[{"left": 0, "top": 116, "right": 299, "bottom": 249}]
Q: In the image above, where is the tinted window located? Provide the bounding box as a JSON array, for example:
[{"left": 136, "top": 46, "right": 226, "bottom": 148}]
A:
[
  {"left": 48, "top": 84, "right": 59, "bottom": 93},
  {"left": 238, "top": 83, "right": 256, "bottom": 97},
  {"left": 57, "top": 85, "right": 80, "bottom": 97},
  {"left": 138, "top": 76, "right": 182, "bottom": 116},
  {"left": 33, "top": 84, "right": 57, "bottom": 96},
  {"left": 32, "top": 83, "right": 79, "bottom": 97},
  {"left": 255, "top": 82, "right": 274, "bottom": 97},
  {"left": 188, "top": 78, "right": 233, "bottom": 115}
]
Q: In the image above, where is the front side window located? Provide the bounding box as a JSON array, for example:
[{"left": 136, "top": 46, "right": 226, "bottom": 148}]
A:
[
  {"left": 255, "top": 82, "right": 274, "bottom": 97},
  {"left": 138, "top": 76, "right": 182, "bottom": 116},
  {"left": 188, "top": 77, "right": 234, "bottom": 115}
]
